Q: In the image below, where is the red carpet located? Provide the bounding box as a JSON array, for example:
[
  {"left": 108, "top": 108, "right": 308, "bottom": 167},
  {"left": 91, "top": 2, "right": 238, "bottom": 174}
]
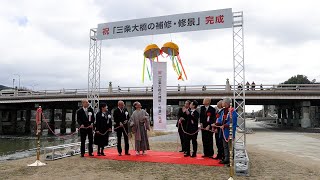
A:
[{"left": 86, "top": 148, "right": 223, "bottom": 167}]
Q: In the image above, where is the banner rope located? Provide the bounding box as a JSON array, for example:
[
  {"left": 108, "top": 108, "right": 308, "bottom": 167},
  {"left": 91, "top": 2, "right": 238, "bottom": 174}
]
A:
[{"left": 178, "top": 121, "right": 231, "bottom": 143}]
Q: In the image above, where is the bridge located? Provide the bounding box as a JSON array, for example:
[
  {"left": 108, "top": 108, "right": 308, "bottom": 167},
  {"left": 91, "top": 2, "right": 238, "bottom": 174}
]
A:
[
  {"left": 1, "top": 84, "right": 320, "bottom": 105},
  {"left": 0, "top": 84, "right": 320, "bottom": 135}
]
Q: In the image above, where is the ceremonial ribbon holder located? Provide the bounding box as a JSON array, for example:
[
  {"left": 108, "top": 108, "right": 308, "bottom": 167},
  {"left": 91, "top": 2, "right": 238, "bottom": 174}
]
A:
[{"left": 28, "top": 106, "right": 46, "bottom": 167}]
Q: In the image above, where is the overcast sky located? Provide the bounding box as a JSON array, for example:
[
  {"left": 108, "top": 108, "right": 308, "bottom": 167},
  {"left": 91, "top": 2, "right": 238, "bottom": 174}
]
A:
[{"left": 0, "top": 0, "right": 319, "bottom": 93}]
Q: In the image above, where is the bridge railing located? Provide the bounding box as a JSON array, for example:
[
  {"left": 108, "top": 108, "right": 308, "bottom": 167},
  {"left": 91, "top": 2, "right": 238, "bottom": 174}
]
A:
[
  {"left": 242, "top": 84, "right": 320, "bottom": 91},
  {"left": 1, "top": 84, "right": 320, "bottom": 98}
]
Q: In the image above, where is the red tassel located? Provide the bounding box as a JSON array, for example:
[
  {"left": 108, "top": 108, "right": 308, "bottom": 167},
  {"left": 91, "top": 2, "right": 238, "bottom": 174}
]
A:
[{"left": 177, "top": 55, "right": 188, "bottom": 80}]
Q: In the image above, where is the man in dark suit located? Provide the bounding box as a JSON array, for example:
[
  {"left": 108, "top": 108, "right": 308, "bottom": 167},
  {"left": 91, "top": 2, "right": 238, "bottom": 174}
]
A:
[
  {"left": 113, "top": 100, "right": 130, "bottom": 156},
  {"left": 200, "top": 97, "right": 216, "bottom": 158},
  {"left": 184, "top": 100, "right": 199, "bottom": 158},
  {"left": 176, "top": 100, "right": 191, "bottom": 153},
  {"left": 77, "top": 99, "right": 95, "bottom": 157}
]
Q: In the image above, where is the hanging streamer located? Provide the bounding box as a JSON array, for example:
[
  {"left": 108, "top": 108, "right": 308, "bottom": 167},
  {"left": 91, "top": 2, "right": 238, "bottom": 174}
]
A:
[
  {"left": 175, "top": 56, "right": 183, "bottom": 80},
  {"left": 142, "top": 42, "right": 188, "bottom": 82},
  {"left": 146, "top": 65, "right": 151, "bottom": 80},
  {"left": 143, "top": 44, "right": 161, "bottom": 82},
  {"left": 168, "top": 48, "right": 176, "bottom": 73},
  {"left": 177, "top": 55, "right": 188, "bottom": 80},
  {"left": 171, "top": 48, "right": 180, "bottom": 77},
  {"left": 149, "top": 58, "right": 155, "bottom": 77},
  {"left": 142, "top": 56, "right": 146, "bottom": 82}
]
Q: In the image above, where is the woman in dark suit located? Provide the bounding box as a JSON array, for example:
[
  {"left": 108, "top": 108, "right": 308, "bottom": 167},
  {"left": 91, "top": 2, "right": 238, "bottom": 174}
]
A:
[{"left": 94, "top": 103, "right": 112, "bottom": 156}]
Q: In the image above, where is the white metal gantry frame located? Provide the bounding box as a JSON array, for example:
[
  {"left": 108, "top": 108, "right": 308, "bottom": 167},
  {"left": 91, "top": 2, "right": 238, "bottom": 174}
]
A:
[
  {"left": 87, "top": 11, "right": 247, "bottom": 147},
  {"left": 88, "top": 29, "right": 102, "bottom": 112},
  {"left": 232, "top": 11, "right": 246, "bottom": 146}
]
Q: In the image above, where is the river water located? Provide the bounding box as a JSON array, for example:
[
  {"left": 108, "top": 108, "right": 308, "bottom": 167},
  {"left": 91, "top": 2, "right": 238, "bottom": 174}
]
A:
[{"left": 0, "top": 129, "right": 81, "bottom": 162}]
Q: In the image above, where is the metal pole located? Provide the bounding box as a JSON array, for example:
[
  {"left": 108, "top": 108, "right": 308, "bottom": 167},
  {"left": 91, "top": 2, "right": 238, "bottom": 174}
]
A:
[
  {"left": 14, "top": 74, "right": 21, "bottom": 89},
  {"left": 232, "top": 11, "right": 246, "bottom": 145},
  {"left": 232, "top": 11, "right": 247, "bottom": 177},
  {"left": 88, "top": 29, "right": 101, "bottom": 112},
  {"left": 228, "top": 104, "right": 234, "bottom": 179}
]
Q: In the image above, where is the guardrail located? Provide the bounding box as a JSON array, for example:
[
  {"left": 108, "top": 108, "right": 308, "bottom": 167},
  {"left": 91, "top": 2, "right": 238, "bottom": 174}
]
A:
[{"left": 1, "top": 84, "right": 320, "bottom": 98}]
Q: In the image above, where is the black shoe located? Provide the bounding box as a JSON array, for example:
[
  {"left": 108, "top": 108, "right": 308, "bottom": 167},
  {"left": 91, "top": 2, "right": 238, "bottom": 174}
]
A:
[
  {"left": 208, "top": 156, "right": 213, "bottom": 159},
  {"left": 201, "top": 155, "right": 208, "bottom": 158},
  {"left": 219, "top": 160, "right": 230, "bottom": 164},
  {"left": 80, "top": 154, "right": 84, "bottom": 157},
  {"left": 125, "top": 153, "right": 131, "bottom": 156},
  {"left": 101, "top": 153, "right": 106, "bottom": 156},
  {"left": 97, "top": 153, "right": 101, "bottom": 156},
  {"left": 191, "top": 154, "right": 197, "bottom": 158},
  {"left": 89, "top": 154, "right": 94, "bottom": 156},
  {"left": 184, "top": 154, "right": 190, "bottom": 157},
  {"left": 179, "top": 150, "right": 184, "bottom": 152}
]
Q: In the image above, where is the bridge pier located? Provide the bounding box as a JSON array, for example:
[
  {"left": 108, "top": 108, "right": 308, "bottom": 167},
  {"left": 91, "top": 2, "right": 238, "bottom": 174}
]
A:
[
  {"left": 60, "top": 109, "right": 67, "bottom": 134},
  {"left": 287, "top": 108, "right": 293, "bottom": 126},
  {"left": 48, "top": 109, "right": 55, "bottom": 135},
  {"left": 281, "top": 108, "right": 287, "bottom": 126},
  {"left": 11, "top": 110, "right": 18, "bottom": 134},
  {"left": 262, "top": 105, "right": 266, "bottom": 118},
  {"left": 3, "top": 111, "right": 9, "bottom": 133},
  {"left": 301, "top": 101, "right": 311, "bottom": 128},
  {"left": 15, "top": 110, "right": 25, "bottom": 134},
  {"left": 310, "top": 106, "right": 319, "bottom": 127},
  {"left": 25, "top": 109, "right": 31, "bottom": 134},
  {"left": 293, "top": 108, "right": 301, "bottom": 127},
  {"left": 276, "top": 108, "right": 281, "bottom": 124},
  {"left": 0, "top": 110, "right": 3, "bottom": 135},
  {"left": 71, "top": 108, "right": 77, "bottom": 132}
]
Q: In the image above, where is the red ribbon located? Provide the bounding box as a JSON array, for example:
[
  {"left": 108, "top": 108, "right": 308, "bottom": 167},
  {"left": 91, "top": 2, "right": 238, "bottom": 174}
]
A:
[
  {"left": 223, "top": 115, "right": 227, "bottom": 120},
  {"left": 177, "top": 55, "right": 188, "bottom": 80},
  {"left": 36, "top": 107, "right": 42, "bottom": 125}
]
